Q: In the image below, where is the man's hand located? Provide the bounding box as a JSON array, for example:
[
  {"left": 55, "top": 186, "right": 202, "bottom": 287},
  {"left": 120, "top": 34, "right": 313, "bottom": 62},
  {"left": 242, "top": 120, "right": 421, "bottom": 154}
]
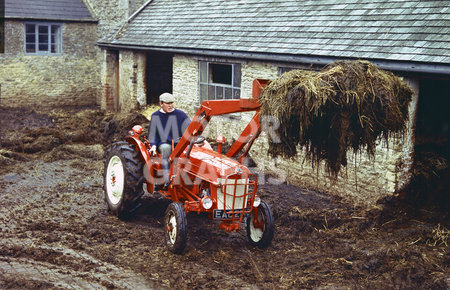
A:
[{"left": 149, "top": 145, "right": 157, "bottom": 156}]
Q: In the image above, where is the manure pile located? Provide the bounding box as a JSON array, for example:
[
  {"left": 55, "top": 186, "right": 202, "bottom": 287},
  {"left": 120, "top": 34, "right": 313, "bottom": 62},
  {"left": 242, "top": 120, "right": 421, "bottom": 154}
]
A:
[
  {"left": 259, "top": 60, "right": 413, "bottom": 175},
  {"left": 0, "top": 107, "right": 149, "bottom": 166}
]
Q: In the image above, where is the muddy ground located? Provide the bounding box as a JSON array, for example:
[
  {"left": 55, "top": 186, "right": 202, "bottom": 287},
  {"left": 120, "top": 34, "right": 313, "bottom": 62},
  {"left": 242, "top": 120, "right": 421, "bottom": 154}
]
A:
[{"left": 0, "top": 106, "right": 448, "bottom": 289}]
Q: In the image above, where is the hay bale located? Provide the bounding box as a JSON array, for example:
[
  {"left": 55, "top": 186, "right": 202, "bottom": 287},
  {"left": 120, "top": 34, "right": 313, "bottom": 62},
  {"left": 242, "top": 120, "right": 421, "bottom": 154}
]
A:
[{"left": 259, "top": 60, "right": 413, "bottom": 176}]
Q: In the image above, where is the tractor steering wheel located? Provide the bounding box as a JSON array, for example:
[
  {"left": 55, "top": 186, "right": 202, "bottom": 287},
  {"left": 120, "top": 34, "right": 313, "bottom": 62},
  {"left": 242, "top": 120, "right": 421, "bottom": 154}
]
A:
[
  {"left": 194, "top": 135, "right": 206, "bottom": 144},
  {"left": 173, "top": 135, "right": 206, "bottom": 145}
]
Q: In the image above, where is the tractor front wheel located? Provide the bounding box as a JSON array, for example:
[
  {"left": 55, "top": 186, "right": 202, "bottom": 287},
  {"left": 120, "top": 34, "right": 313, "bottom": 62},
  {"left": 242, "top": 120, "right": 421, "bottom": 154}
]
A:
[
  {"left": 164, "top": 202, "right": 187, "bottom": 254},
  {"left": 104, "top": 141, "right": 144, "bottom": 219},
  {"left": 246, "top": 200, "right": 274, "bottom": 249}
]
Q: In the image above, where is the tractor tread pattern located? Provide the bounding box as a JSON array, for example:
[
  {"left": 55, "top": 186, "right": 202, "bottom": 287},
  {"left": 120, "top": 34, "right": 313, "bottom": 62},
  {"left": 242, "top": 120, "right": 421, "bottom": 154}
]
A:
[{"left": 104, "top": 141, "right": 144, "bottom": 219}]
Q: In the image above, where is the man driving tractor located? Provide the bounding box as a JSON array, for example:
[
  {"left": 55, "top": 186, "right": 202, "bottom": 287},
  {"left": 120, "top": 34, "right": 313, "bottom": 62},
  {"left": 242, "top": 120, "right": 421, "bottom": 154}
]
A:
[{"left": 148, "top": 92, "right": 190, "bottom": 188}]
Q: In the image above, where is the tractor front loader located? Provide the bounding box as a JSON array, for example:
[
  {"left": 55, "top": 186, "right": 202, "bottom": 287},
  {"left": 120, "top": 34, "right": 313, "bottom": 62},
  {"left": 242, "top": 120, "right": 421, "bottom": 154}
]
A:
[{"left": 104, "top": 79, "right": 274, "bottom": 254}]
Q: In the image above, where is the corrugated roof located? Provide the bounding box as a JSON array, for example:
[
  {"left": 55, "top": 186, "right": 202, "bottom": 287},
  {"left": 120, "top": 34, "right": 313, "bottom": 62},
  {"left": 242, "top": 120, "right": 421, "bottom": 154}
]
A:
[
  {"left": 5, "top": 0, "right": 95, "bottom": 22},
  {"left": 105, "top": 0, "right": 450, "bottom": 65}
]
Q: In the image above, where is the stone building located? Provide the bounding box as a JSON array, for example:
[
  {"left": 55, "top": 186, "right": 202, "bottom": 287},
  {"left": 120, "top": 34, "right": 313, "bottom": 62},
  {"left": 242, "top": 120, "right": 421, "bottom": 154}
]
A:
[
  {"left": 0, "top": 0, "right": 148, "bottom": 108},
  {"left": 0, "top": 0, "right": 99, "bottom": 107},
  {"left": 97, "top": 0, "right": 449, "bottom": 205}
]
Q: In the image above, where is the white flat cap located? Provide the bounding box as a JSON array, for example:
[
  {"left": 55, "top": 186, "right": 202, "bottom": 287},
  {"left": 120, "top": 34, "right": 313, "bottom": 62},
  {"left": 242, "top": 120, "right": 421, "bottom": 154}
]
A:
[{"left": 159, "top": 93, "right": 174, "bottom": 103}]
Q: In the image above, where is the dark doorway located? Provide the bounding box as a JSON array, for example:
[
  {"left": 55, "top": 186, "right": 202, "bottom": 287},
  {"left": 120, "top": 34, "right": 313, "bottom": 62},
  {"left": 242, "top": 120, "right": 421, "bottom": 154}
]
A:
[
  {"left": 407, "top": 76, "right": 450, "bottom": 209},
  {"left": 416, "top": 77, "right": 450, "bottom": 159},
  {"left": 146, "top": 51, "right": 173, "bottom": 105}
]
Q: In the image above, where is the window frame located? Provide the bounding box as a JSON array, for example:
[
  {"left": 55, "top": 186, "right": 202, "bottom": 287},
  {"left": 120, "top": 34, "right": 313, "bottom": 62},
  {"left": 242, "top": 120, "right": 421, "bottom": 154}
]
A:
[
  {"left": 24, "top": 22, "right": 62, "bottom": 55},
  {"left": 198, "top": 61, "right": 241, "bottom": 104}
]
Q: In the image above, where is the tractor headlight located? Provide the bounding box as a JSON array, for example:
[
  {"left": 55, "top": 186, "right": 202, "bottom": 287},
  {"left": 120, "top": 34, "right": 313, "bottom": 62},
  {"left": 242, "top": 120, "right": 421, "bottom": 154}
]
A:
[
  {"left": 253, "top": 195, "right": 261, "bottom": 207},
  {"left": 202, "top": 197, "right": 213, "bottom": 209}
]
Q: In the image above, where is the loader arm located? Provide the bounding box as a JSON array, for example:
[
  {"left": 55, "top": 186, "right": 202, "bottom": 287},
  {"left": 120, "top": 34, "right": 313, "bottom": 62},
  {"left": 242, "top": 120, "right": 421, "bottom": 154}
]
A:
[
  {"left": 169, "top": 79, "right": 269, "bottom": 162},
  {"left": 169, "top": 98, "right": 260, "bottom": 161}
]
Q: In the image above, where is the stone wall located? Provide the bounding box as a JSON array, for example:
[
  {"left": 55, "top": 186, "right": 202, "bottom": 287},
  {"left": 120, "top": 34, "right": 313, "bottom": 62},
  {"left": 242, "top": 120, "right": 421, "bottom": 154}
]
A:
[
  {"left": 170, "top": 56, "right": 419, "bottom": 207},
  {"left": 118, "top": 50, "right": 146, "bottom": 112},
  {"left": 171, "top": 56, "right": 280, "bottom": 142},
  {"left": 0, "top": 0, "right": 150, "bottom": 108},
  {"left": 84, "top": 0, "right": 149, "bottom": 37},
  {"left": 100, "top": 49, "right": 146, "bottom": 112},
  {"left": 100, "top": 50, "right": 118, "bottom": 110},
  {"left": 0, "top": 20, "right": 100, "bottom": 107},
  {"left": 172, "top": 55, "right": 199, "bottom": 117},
  {"left": 135, "top": 52, "right": 147, "bottom": 106}
]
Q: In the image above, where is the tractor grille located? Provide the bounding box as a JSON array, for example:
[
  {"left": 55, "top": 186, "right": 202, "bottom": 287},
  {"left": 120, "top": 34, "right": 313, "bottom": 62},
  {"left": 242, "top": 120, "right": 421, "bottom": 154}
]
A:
[{"left": 216, "top": 175, "right": 256, "bottom": 211}]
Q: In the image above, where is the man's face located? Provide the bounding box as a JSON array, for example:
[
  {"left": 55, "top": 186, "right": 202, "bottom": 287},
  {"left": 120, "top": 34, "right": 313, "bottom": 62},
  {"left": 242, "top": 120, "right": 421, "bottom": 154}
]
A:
[{"left": 160, "top": 102, "right": 174, "bottom": 113}]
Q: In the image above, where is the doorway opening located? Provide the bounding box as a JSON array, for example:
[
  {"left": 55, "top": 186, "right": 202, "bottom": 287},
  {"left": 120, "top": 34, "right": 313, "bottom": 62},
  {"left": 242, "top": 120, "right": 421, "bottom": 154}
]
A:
[
  {"left": 146, "top": 51, "right": 173, "bottom": 105},
  {"left": 407, "top": 76, "right": 449, "bottom": 209}
]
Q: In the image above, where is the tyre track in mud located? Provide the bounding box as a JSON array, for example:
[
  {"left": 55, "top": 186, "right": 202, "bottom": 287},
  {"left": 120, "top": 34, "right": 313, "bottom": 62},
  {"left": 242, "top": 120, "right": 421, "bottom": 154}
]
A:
[
  {"left": 0, "top": 158, "right": 257, "bottom": 289},
  {"left": 0, "top": 239, "right": 152, "bottom": 289},
  {"left": 0, "top": 159, "right": 156, "bottom": 289}
]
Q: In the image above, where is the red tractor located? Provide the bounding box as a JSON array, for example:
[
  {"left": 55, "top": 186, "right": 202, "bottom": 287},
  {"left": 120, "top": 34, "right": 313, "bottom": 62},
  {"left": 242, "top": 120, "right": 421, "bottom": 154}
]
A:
[{"left": 103, "top": 79, "right": 274, "bottom": 253}]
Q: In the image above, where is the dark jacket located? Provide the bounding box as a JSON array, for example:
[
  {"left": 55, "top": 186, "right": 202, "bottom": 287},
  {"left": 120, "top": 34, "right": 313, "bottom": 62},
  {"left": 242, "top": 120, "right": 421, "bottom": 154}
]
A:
[{"left": 148, "top": 109, "right": 190, "bottom": 147}]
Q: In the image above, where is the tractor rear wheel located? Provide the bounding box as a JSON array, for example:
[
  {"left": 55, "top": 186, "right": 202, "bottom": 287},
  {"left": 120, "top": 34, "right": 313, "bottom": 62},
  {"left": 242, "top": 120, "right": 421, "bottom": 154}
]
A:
[
  {"left": 104, "top": 141, "right": 144, "bottom": 219},
  {"left": 164, "top": 202, "right": 187, "bottom": 254},
  {"left": 246, "top": 200, "right": 274, "bottom": 249}
]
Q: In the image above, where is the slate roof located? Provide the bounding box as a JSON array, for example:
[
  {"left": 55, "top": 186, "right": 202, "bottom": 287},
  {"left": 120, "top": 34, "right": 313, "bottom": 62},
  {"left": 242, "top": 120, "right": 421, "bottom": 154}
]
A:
[
  {"left": 102, "top": 0, "right": 450, "bottom": 70},
  {"left": 4, "top": 0, "right": 95, "bottom": 22}
]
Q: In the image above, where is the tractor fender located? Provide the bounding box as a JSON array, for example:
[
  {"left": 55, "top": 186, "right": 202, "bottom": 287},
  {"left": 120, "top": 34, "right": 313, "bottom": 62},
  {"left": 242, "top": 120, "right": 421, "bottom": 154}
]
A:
[{"left": 125, "top": 135, "right": 155, "bottom": 183}]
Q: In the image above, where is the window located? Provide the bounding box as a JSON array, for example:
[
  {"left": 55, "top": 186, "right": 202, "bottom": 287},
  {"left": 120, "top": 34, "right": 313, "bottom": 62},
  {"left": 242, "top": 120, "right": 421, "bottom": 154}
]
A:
[
  {"left": 25, "top": 23, "right": 61, "bottom": 54},
  {"left": 199, "top": 61, "right": 241, "bottom": 103}
]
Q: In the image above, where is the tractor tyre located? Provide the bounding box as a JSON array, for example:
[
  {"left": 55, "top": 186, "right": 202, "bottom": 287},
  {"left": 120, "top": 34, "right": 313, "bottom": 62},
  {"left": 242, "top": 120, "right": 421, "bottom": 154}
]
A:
[
  {"left": 246, "top": 200, "right": 274, "bottom": 249},
  {"left": 104, "top": 141, "right": 144, "bottom": 220},
  {"left": 164, "top": 202, "right": 187, "bottom": 254}
]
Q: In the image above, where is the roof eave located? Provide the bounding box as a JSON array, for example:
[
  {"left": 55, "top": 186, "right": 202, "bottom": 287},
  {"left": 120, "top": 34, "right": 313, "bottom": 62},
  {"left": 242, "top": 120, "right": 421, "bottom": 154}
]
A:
[
  {"left": 5, "top": 16, "right": 98, "bottom": 23},
  {"left": 98, "top": 42, "right": 450, "bottom": 76}
]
